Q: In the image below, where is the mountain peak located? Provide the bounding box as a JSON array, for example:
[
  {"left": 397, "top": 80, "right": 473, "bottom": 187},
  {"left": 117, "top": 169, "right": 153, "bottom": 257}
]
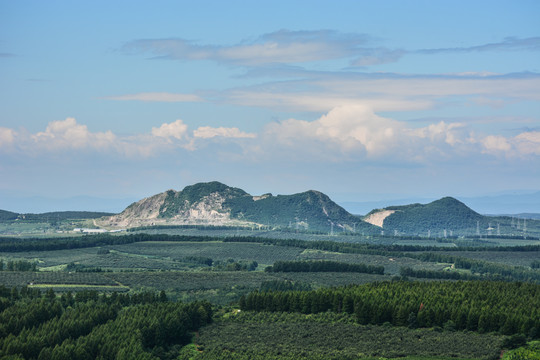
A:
[
  {"left": 99, "top": 182, "right": 379, "bottom": 233},
  {"left": 380, "top": 196, "right": 483, "bottom": 236}
]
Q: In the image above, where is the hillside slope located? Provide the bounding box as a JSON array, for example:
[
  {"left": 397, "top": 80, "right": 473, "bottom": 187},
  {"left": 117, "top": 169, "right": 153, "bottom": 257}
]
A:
[
  {"left": 366, "top": 197, "right": 540, "bottom": 237},
  {"left": 101, "top": 181, "right": 378, "bottom": 233}
]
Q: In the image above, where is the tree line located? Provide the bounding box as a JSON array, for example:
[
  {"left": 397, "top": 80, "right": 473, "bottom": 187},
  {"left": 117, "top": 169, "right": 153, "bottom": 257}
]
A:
[
  {"left": 0, "top": 259, "right": 37, "bottom": 272},
  {"left": 0, "top": 286, "right": 212, "bottom": 360},
  {"left": 265, "top": 260, "right": 384, "bottom": 275},
  {"left": 2, "top": 233, "right": 539, "bottom": 254},
  {"left": 239, "top": 280, "right": 540, "bottom": 338}
]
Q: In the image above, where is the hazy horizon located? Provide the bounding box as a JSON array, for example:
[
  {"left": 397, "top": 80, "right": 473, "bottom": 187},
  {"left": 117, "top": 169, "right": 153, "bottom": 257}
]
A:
[
  {"left": 2, "top": 186, "right": 540, "bottom": 216},
  {"left": 1, "top": 1, "right": 539, "bottom": 212}
]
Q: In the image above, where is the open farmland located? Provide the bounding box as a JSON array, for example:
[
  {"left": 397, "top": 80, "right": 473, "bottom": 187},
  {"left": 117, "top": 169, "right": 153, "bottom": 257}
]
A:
[
  {"left": 1, "top": 233, "right": 539, "bottom": 304},
  {"left": 108, "top": 241, "right": 304, "bottom": 266},
  {"left": 106, "top": 271, "right": 389, "bottom": 304}
]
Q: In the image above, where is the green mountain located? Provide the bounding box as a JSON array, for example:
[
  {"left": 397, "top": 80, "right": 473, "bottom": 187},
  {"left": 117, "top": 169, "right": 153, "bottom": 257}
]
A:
[
  {"left": 103, "top": 181, "right": 378, "bottom": 233},
  {"left": 0, "top": 210, "right": 112, "bottom": 222},
  {"left": 365, "top": 197, "right": 539, "bottom": 237},
  {"left": 0, "top": 210, "right": 19, "bottom": 221}
]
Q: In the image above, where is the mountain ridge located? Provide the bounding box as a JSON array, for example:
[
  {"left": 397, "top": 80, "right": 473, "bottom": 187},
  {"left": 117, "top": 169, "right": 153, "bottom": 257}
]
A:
[
  {"left": 99, "top": 181, "right": 378, "bottom": 233},
  {"left": 364, "top": 196, "right": 539, "bottom": 237}
]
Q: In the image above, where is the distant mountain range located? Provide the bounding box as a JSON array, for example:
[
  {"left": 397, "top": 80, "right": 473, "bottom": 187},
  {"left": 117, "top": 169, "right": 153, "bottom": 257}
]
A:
[
  {"left": 99, "top": 181, "right": 378, "bottom": 233},
  {"left": 2, "top": 182, "right": 539, "bottom": 237},
  {"left": 0, "top": 210, "right": 113, "bottom": 222}
]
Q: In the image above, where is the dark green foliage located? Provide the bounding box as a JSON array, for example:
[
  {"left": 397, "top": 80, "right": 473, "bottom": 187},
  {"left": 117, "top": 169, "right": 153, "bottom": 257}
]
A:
[
  {"left": 379, "top": 196, "right": 540, "bottom": 237},
  {"left": 240, "top": 281, "right": 540, "bottom": 337},
  {"left": 531, "top": 260, "right": 540, "bottom": 269},
  {"left": 212, "top": 259, "right": 258, "bottom": 271},
  {"left": 502, "top": 334, "right": 528, "bottom": 349},
  {"left": 259, "top": 280, "right": 312, "bottom": 292},
  {"left": 0, "top": 210, "right": 18, "bottom": 221},
  {"left": 265, "top": 260, "right": 384, "bottom": 274},
  {"left": 382, "top": 197, "right": 483, "bottom": 236},
  {"left": 225, "top": 189, "right": 377, "bottom": 233},
  {"left": 400, "top": 267, "right": 480, "bottom": 280},
  {"left": 0, "top": 286, "right": 212, "bottom": 360},
  {"left": 411, "top": 252, "right": 540, "bottom": 282},
  {"left": 0, "top": 259, "right": 37, "bottom": 272},
  {"left": 183, "top": 256, "right": 213, "bottom": 266}
]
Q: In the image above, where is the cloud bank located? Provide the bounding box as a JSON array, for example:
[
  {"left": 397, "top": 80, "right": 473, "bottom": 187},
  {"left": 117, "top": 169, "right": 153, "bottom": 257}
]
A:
[{"left": 2, "top": 109, "right": 538, "bottom": 165}]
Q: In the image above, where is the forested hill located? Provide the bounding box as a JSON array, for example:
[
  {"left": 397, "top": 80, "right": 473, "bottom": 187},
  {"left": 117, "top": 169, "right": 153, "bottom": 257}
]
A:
[
  {"left": 0, "top": 210, "right": 113, "bottom": 222},
  {"left": 0, "top": 210, "right": 18, "bottom": 221},
  {"left": 101, "top": 181, "right": 380, "bottom": 233},
  {"left": 225, "top": 189, "right": 375, "bottom": 233},
  {"left": 369, "top": 196, "right": 540, "bottom": 237}
]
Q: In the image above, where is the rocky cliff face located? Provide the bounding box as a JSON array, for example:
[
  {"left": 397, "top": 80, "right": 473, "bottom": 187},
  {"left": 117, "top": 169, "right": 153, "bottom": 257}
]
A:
[
  {"left": 100, "top": 182, "right": 249, "bottom": 228},
  {"left": 99, "top": 181, "right": 379, "bottom": 233}
]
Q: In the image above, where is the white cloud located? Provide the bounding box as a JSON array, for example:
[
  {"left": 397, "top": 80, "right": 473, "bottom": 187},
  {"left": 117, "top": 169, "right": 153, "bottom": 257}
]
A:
[
  {"left": 151, "top": 119, "right": 189, "bottom": 141},
  {"left": 514, "top": 131, "right": 540, "bottom": 155},
  {"left": 412, "top": 122, "right": 466, "bottom": 146},
  {"left": 220, "top": 72, "right": 540, "bottom": 114},
  {"left": 0, "top": 127, "right": 16, "bottom": 147},
  {"left": 31, "top": 118, "right": 116, "bottom": 151},
  {"left": 0, "top": 118, "right": 258, "bottom": 158},
  {"left": 2, "top": 112, "right": 538, "bottom": 166},
  {"left": 260, "top": 105, "right": 515, "bottom": 163},
  {"left": 124, "top": 30, "right": 397, "bottom": 67},
  {"left": 193, "top": 126, "right": 256, "bottom": 139},
  {"left": 481, "top": 135, "right": 512, "bottom": 154},
  {"left": 262, "top": 105, "right": 416, "bottom": 160},
  {"left": 105, "top": 92, "right": 203, "bottom": 102}
]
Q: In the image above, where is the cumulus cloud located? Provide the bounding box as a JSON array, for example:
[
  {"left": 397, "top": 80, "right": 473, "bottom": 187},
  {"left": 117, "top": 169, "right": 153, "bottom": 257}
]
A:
[
  {"left": 193, "top": 126, "right": 256, "bottom": 139},
  {"left": 0, "top": 127, "right": 16, "bottom": 147},
  {"left": 31, "top": 118, "right": 116, "bottom": 151},
  {"left": 0, "top": 118, "right": 260, "bottom": 158},
  {"left": 105, "top": 92, "right": 203, "bottom": 102},
  {"left": 260, "top": 105, "right": 477, "bottom": 163},
  {"left": 513, "top": 131, "right": 540, "bottom": 155},
  {"left": 151, "top": 119, "right": 189, "bottom": 141},
  {"left": 257, "top": 104, "right": 540, "bottom": 164},
  {"left": 481, "top": 135, "right": 512, "bottom": 154}
]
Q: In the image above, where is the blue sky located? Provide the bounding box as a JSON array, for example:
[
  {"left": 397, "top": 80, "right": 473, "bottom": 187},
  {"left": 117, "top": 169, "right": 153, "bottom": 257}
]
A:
[{"left": 1, "top": 0, "right": 540, "bottom": 212}]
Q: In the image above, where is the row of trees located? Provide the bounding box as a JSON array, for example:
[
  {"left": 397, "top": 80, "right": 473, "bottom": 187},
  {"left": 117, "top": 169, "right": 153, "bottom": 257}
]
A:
[
  {"left": 0, "top": 286, "right": 212, "bottom": 360},
  {"left": 400, "top": 267, "right": 481, "bottom": 281},
  {"left": 2, "top": 232, "right": 539, "bottom": 255},
  {"left": 265, "top": 260, "right": 384, "bottom": 274},
  {"left": 240, "top": 281, "right": 540, "bottom": 338},
  {"left": 411, "top": 252, "right": 540, "bottom": 282},
  {"left": 0, "top": 259, "right": 36, "bottom": 272}
]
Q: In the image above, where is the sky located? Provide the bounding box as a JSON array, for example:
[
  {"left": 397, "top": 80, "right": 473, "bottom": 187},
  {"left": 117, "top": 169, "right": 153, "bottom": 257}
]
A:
[{"left": 1, "top": 0, "right": 540, "bottom": 213}]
